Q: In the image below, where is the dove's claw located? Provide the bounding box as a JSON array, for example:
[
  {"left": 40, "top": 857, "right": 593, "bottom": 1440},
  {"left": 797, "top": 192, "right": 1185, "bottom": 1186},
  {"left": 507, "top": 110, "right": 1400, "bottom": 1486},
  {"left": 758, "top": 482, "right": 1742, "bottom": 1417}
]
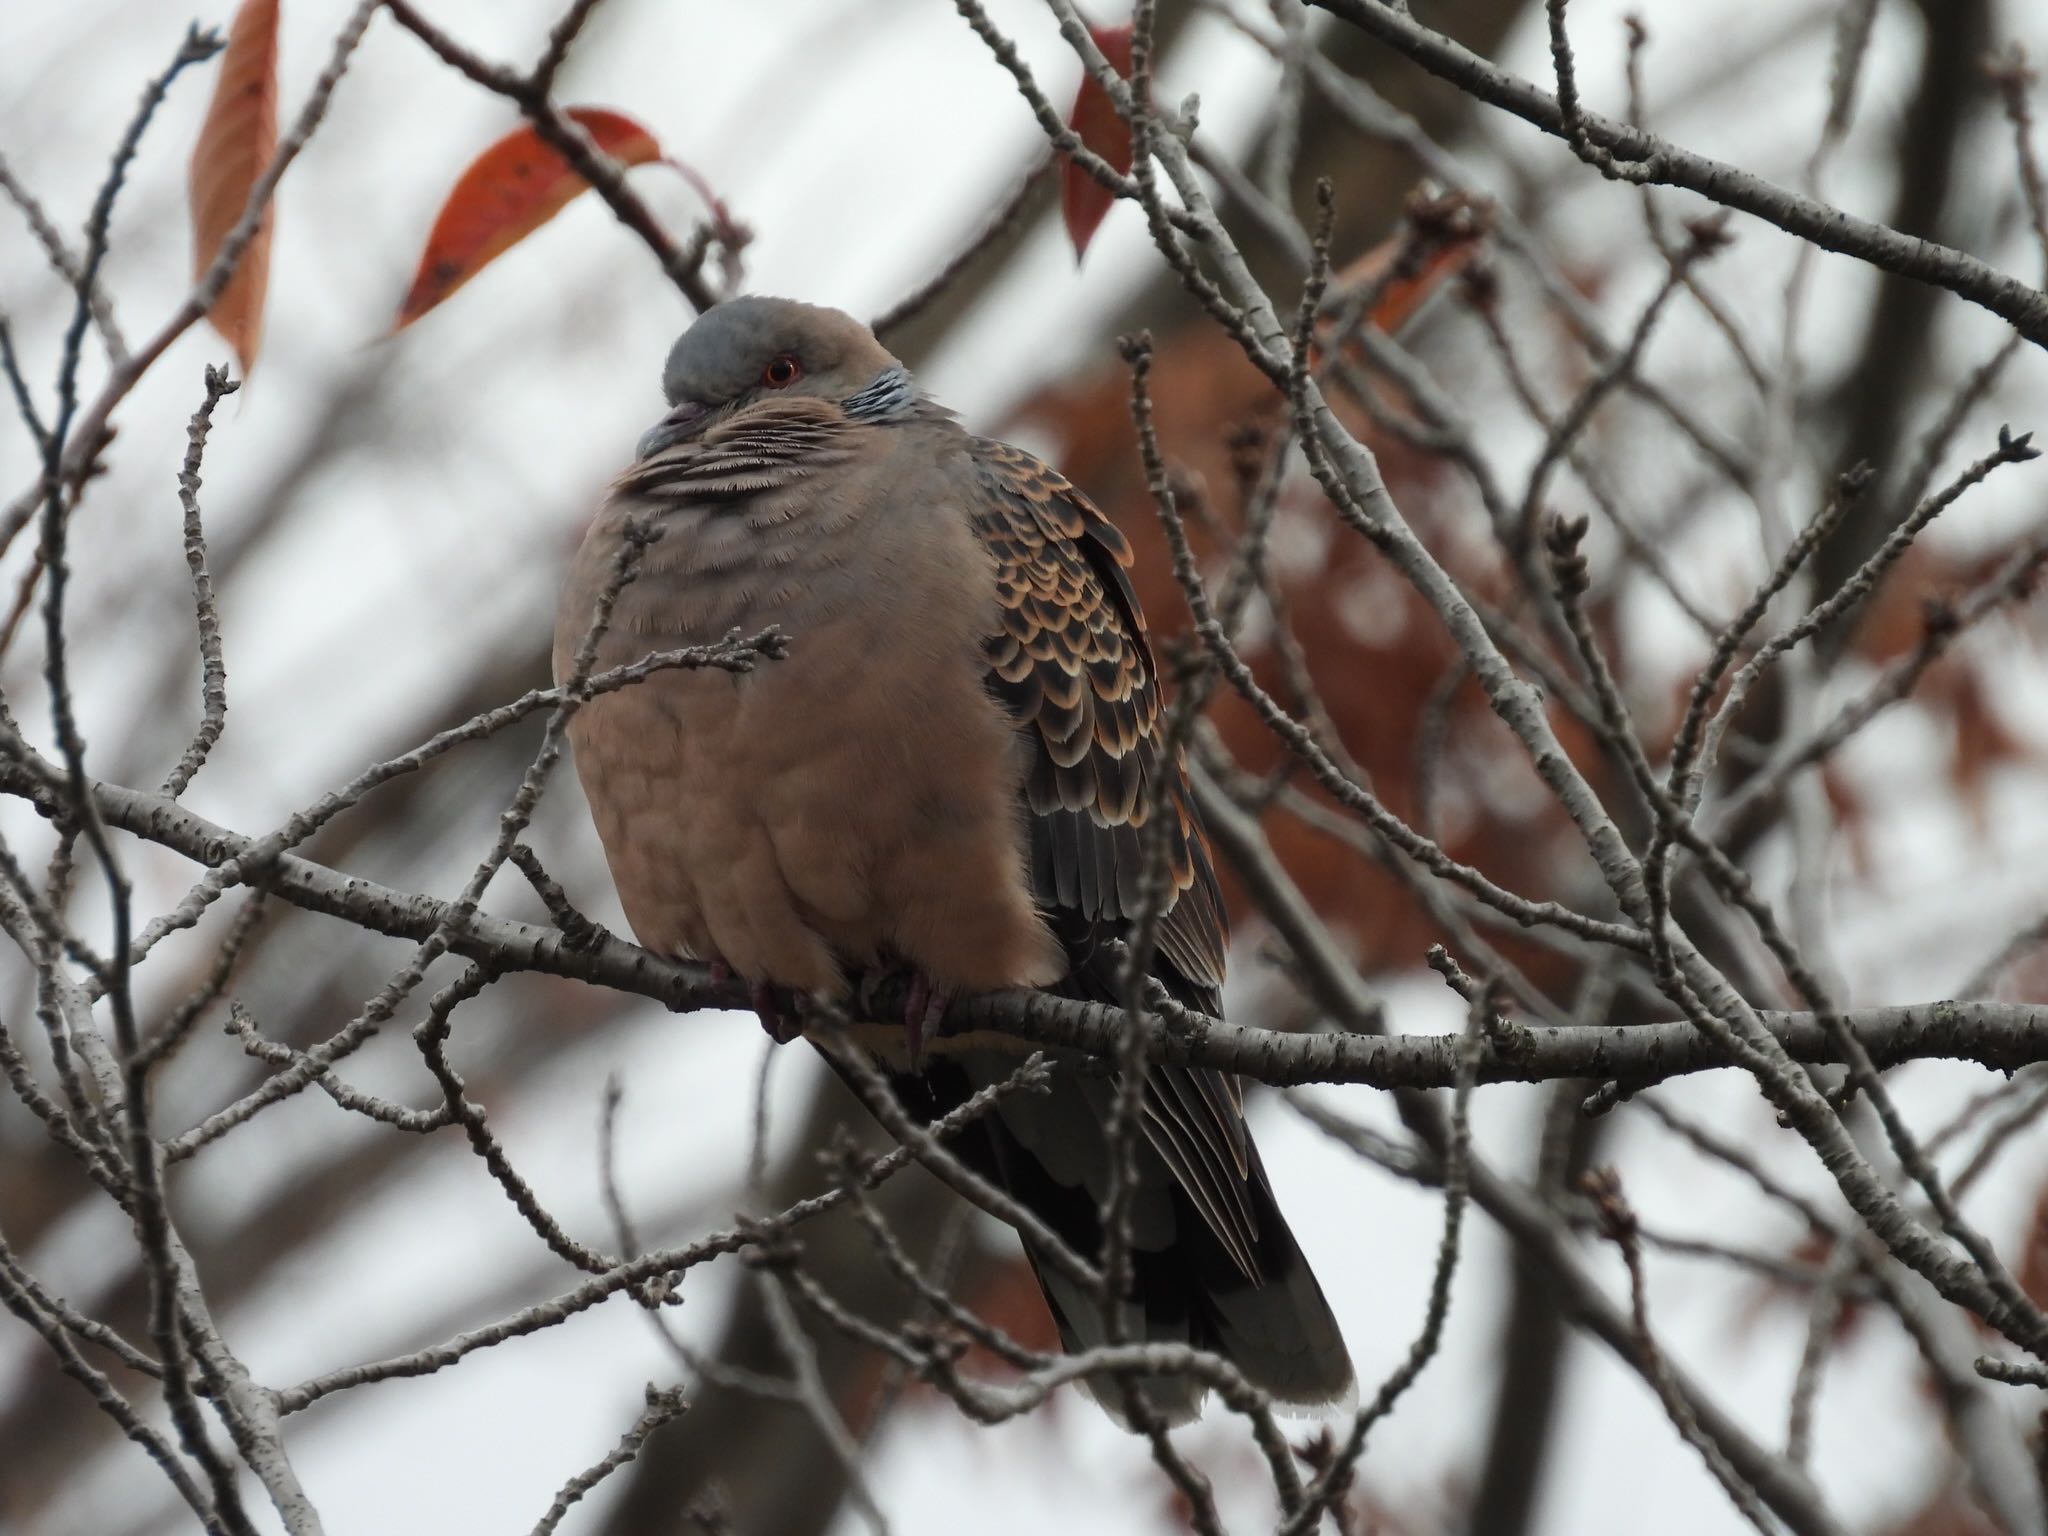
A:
[{"left": 751, "top": 981, "right": 802, "bottom": 1044}]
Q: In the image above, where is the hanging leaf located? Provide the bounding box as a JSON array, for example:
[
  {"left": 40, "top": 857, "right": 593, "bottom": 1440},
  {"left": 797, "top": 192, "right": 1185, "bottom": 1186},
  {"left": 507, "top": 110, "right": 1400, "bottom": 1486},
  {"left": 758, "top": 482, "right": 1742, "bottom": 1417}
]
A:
[
  {"left": 189, "top": 0, "right": 279, "bottom": 372},
  {"left": 395, "top": 108, "right": 664, "bottom": 329},
  {"left": 1061, "top": 24, "right": 1134, "bottom": 261}
]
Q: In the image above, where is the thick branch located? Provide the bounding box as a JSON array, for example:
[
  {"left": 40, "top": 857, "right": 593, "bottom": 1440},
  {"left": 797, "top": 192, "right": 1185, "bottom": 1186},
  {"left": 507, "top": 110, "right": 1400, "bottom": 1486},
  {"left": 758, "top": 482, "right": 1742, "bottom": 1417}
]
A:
[{"left": 12, "top": 766, "right": 2048, "bottom": 1096}]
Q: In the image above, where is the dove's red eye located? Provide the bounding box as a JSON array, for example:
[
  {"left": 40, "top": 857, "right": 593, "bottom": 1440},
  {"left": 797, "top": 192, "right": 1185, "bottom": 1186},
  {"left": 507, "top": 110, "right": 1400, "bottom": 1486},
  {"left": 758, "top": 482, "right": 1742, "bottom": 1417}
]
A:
[{"left": 762, "top": 354, "right": 801, "bottom": 388}]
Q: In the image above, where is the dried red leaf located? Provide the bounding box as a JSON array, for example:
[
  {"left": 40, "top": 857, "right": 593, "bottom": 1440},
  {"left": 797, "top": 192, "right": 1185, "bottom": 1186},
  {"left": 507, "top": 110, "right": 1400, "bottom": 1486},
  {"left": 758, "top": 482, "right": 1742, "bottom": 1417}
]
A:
[
  {"left": 1852, "top": 545, "right": 1947, "bottom": 666},
  {"left": 189, "top": 0, "right": 279, "bottom": 372},
  {"left": 1061, "top": 24, "right": 1134, "bottom": 261},
  {"left": 2015, "top": 1185, "right": 2048, "bottom": 1312},
  {"left": 1326, "top": 192, "right": 1491, "bottom": 340},
  {"left": 1819, "top": 762, "right": 1870, "bottom": 879},
  {"left": 395, "top": 107, "right": 663, "bottom": 330},
  {"left": 1728, "top": 1229, "right": 1872, "bottom": 1347},
  {"left": 1878, "top": 1487, "right": 2004, "bottom": 1536},
  {"left": 1945, "top": 664, "right": 2024, "bottom": 831},
  {"left": 2007, "top": 946, "right": 2048, "bottom": 1003}
]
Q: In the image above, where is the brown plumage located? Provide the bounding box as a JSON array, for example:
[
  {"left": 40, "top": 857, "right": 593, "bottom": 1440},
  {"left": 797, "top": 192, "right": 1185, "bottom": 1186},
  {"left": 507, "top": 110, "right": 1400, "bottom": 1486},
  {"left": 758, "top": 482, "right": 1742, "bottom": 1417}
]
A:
[{"left": 556, "top": 297, "right": 1354, "bottom": 1423}]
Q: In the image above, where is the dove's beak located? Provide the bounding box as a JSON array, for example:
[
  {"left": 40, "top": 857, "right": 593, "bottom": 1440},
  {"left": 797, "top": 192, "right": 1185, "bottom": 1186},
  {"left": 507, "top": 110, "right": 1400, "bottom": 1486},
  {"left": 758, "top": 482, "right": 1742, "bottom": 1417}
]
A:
[{"left": 636, "top": 400, "right": 709, "bottom": 459}]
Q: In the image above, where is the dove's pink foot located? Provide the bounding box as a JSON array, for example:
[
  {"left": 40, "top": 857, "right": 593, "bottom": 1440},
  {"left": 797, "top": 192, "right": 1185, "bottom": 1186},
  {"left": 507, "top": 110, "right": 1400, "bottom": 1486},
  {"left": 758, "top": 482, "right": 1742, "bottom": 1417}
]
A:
[{"left": 902, "top": 973, "right": 952, "bottom": 1068}]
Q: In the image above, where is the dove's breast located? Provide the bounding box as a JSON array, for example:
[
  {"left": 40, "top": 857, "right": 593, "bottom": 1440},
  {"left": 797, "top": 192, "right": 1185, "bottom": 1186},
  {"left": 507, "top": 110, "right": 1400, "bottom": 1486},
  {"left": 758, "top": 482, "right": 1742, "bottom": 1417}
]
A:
[{"left": 555, "top": 445, "right": 1064, "bottom": 998}]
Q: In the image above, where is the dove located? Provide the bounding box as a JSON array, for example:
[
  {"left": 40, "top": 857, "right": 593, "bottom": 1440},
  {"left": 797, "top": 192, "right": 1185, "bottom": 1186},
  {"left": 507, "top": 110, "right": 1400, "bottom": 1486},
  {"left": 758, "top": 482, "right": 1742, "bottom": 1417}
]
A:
[{"left": 556, "top": 296, "right": 1354, "bottom": 1424}]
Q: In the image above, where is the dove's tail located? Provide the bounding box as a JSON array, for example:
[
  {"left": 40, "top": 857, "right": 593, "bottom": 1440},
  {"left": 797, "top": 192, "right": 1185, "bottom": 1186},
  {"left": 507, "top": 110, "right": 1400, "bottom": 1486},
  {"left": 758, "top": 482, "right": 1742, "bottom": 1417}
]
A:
[
  {"left": 869, "top": 1049, "right": 1355, "bottom": 1427},
  {"left": 1017, "top": 1132, "right": 1356, "bottom": 1427}
]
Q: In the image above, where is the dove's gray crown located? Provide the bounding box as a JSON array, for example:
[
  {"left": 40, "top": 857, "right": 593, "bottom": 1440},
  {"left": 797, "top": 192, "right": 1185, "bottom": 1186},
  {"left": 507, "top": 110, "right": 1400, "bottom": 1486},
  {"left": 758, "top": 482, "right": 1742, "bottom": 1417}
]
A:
[{"left": 659, "top": 295, "right": 899, "bottom": 408}]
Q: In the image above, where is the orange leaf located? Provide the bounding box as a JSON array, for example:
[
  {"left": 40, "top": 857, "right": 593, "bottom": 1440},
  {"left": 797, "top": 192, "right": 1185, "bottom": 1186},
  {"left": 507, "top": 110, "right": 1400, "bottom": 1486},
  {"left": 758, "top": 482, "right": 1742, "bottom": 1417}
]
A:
[
  {"left": 189, "top": 0, "right": 279, "bottom": 373},
  {"left": 2014, "top": 1183, "right": 2048, "bottom": 1311},
  {"left": 1878, "top": 1490, "right": 2003, "bottom": 1536},
  {"left": 1327, "top": 191, "right": 1492, "bottom": 339},
  {"left": 395, "top": 108, "right": 663, "bottom": 330},
  {"left": 1062, "top": 24, "right": 1134, "bottom": 261}
]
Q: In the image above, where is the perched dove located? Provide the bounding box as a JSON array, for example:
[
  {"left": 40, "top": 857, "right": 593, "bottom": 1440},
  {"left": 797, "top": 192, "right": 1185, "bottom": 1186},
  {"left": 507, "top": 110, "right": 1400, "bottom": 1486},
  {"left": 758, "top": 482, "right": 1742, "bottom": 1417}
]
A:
[{"left": 556, "top": 297, "right": 1354, "bottom": 1423}]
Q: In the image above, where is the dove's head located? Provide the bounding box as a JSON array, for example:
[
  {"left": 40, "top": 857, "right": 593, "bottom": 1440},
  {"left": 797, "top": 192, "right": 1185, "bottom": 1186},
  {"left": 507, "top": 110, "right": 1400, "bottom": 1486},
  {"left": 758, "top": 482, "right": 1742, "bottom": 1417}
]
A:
[{"left": 637, "top": 297, "right": 917, "bottom": 458}]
